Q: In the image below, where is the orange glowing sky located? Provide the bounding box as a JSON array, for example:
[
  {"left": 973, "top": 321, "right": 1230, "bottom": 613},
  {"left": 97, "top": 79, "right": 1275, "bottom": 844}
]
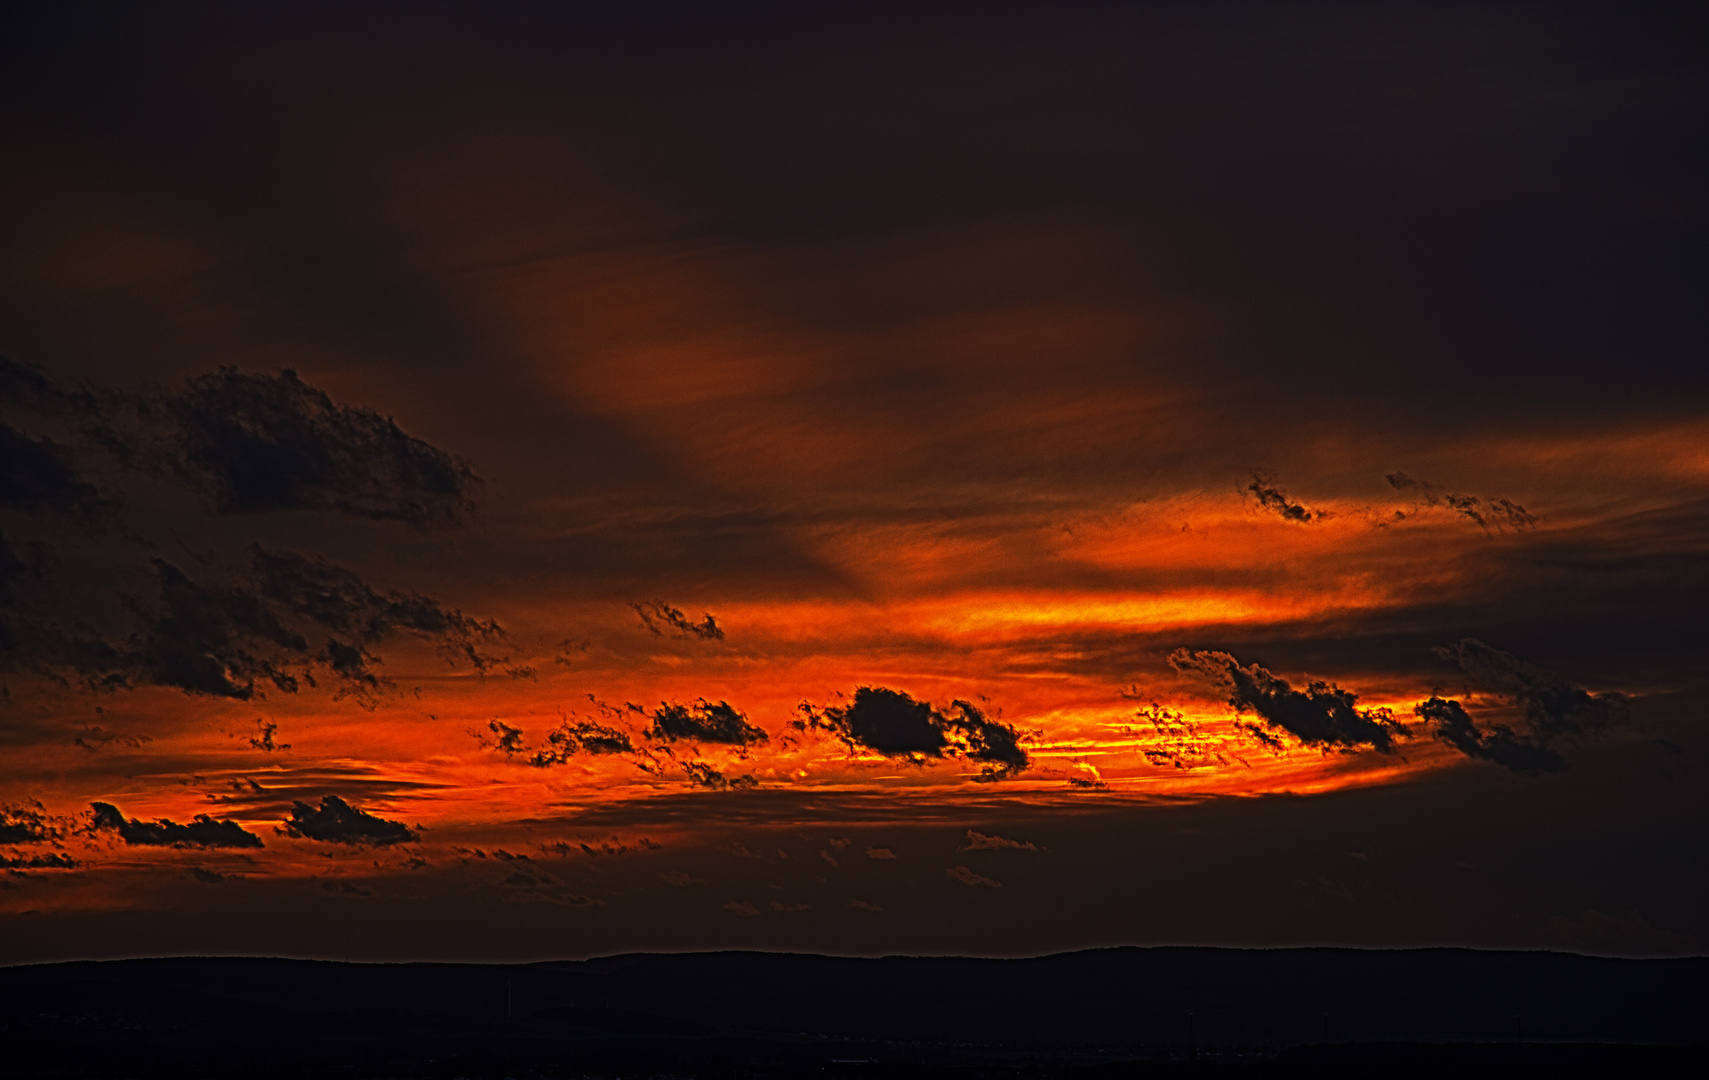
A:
[{"left": 1, "top": 4, "right": 1704, "bottom": 962}]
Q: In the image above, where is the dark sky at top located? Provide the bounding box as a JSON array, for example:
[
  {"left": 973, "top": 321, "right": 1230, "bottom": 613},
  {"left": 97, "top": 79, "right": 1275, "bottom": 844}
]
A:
[{"left": 1, "top": 3, "right": 1704, "bottom": 963}]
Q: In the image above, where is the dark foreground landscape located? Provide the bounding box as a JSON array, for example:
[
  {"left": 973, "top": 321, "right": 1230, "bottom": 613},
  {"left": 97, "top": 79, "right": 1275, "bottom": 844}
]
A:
[{"left": 3, "top": 948, "right": 1703, "bottom": 1078}]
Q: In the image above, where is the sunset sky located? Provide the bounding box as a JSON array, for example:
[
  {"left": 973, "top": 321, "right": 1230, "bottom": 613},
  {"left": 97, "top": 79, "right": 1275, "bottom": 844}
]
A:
[{"left": 2, "top": 3, "right": 1704, "bottom": 964}]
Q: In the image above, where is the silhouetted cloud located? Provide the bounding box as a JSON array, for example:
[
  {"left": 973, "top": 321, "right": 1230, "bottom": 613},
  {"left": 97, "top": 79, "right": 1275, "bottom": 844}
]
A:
[
  {"left": 188, "top": 866, "right": 233, "bottom": 883},
  {"left": 90, "top": 802, "right": 263, "bottom": 848},
  {"left": 1246, "top": 471, "right": 1326, "bottom": 523},
  {"left": 683, "top": 761, "right": 758, "bottom": 790},
  {"left": 247, "top": 719, "right": 289, "bottom": 751},
  {"left": 1387, "top": 473, "right": 1536, "bottom": 531},
  {"left": 0, "top": 800, "right": 65, "bottom": 844},
  {"left": 1416, "top": 696, "right": 1564, "bottom": 776},
  {"left": 0, "top": 851, "right": 78, "bottom": 870},
  {"left": 793, "top": 687, "right": 1030, "bottom": 777},
  {"left": 485, "top": 720, "right": 526, "bottom": 755},
  {"left": 280, "top": 795, "right": 416, "bottom": 846},
  {"left": 1128, "top": 702, "right": 1247, "bottom": 769},
  {"left": 1434, "top": 638, "right": 1626, "bottom": 741},
  {"left": 527, "top": 717, "right": 636, "bottom": 766},
  {"left": 1169, "top": 650, "right": 1406, "bottom": 752},
  {"left": 632, "top": 599, "right": 724, "bottom": 641},
  {"left": 647, "top": 699, "right": 768, "bottom": 748}
]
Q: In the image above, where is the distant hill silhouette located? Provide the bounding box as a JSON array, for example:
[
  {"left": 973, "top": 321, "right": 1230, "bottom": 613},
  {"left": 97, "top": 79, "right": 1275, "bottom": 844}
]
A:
[{"left": 3, "top": 947, "right": 1702, "bottom": 1076}]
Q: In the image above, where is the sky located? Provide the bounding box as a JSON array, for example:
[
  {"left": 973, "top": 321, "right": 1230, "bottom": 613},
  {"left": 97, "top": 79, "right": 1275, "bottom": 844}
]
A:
[{"left": 1, "top": 2, "right": 1704, "bottom": 964}]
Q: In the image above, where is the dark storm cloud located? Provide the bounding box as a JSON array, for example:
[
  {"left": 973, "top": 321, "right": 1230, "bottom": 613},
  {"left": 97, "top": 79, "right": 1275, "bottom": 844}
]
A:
[
  {"left": 647, "top": 699, "right": 768, "bottom": 748},
  {"left": 1169, "top": 650, "right": 1406, "bottom": 753},
  {"left": 280, "top": 795, "right": 416, "bottom": 846},
  {"left": 2, "top": 358, "right": 478, "bottom": 529},
  {"left": 0, "top": 421, "right": 111, "bottom": 521},
  {"left": 90, "top": 802, "right": 263, "bottom": 848},
  {"left": 1416, "top": 696, "right": 1564, "bottom": 776},
  {"left": 794, "top": 687, "right": 1029, "bottom": 778},
  {"left": 1245, "top": 473, "right": 1325, "bottom": 524},
  {"left": 1386, "top": 473, "right": 1536, "bottom": 531},
  {"left": 249, "top": 546, "right": 503, "bottom": 678},
  {"left": 1435, "top": 638, "right": 1626, "bottom": 741},
  {"left": 1, "top": 357, "right": 502, "bottom": 701},
  {"left": 157, "top": 367, "right": 478, "bottom": 530},
  {"left": 632, "top": 599, "right": 725, "bottom": 641},
  {"left": 119, "top": 549, "right": 501, "bottom": 700},
  {"left": 5, "top": 546, "right": 501, "bottom": 701}
]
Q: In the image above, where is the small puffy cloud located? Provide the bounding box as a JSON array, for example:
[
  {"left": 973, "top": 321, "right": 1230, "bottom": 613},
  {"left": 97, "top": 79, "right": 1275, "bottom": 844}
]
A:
[
  {"left": 484, "top": 720, "right": 526, "bottom": 755},
  {"left": 724, "top": 900, "right": 760, "bottom": 916},
  {"left": 90, "top": 802, "right": 263, "bottom": 848},
  {"left": 1387, "top": 473, "right": 1535, "bottom": 531},
  {"left": 794, "top": 687, "right": 1029, "bottom": 777},
  {"left": 946, "top": 865, "right": 1001, "bottom": 888},
  {"left": 682, "top": 761, "right": 759, "bottom": 790},
  {"left": 648, "top": 699, "right": 768, "bottom": 748},
  {"left": 851, "top": 899, "right": 882, "bottom": 911},
  {"left": 960, "top": 830, "right": 1041, "bottom": 852},
  {"left": 1246, "top": 471, "right": 1326, "bottom": 523},
  {"left": 527, "top": 717, "right": 636, "bottom": 766},
  {"left": 280, "top": 795, "right": 416, "bottom": 846},
  {"left": 865, "top": 847, "right": 897, "bottom": 860},
  {"left": 247, "top": 719, "right": 290, "bottom": 752},
  {"left": 1168, "top": 650, "right": 1406, "bottom": 752},
  {"left": 632, "top": 599, "right": 724, "bottom": 641}
]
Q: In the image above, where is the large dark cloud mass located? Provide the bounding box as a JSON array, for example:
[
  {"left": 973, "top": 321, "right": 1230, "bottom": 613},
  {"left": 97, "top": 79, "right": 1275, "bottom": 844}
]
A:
[
  {"left": 280, "top": 796, "right": 416, "bottom": 847},
  {"left": 1416, "top": 696, "right": 1564, "bottom": 776},
  {"left": 17, "top": 547, "right": 501, "bottom": 701},
  {"left": 1435, "top": 639, "right": 1626, "bottom": 742},
  {"left": 158, "top": 368, "right": 479, "bottom": 530},
  {"left": 1169, "top": 651, "right": 1405, "bottom": 753},
  {"left": 90, "top": 802, "right": 263, "bottom": 848},
  {"left": 0, "top": 421, "right": 109, "bottom": 521},
  {"left": 1, "top": 357, "right": 479, "bottom": 531},
  {"left": 795, "top": 687, "right": 1029, "bottom": 778},
  {"left": 0, "top": 356, "right": 501, "bottom": 700}
]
